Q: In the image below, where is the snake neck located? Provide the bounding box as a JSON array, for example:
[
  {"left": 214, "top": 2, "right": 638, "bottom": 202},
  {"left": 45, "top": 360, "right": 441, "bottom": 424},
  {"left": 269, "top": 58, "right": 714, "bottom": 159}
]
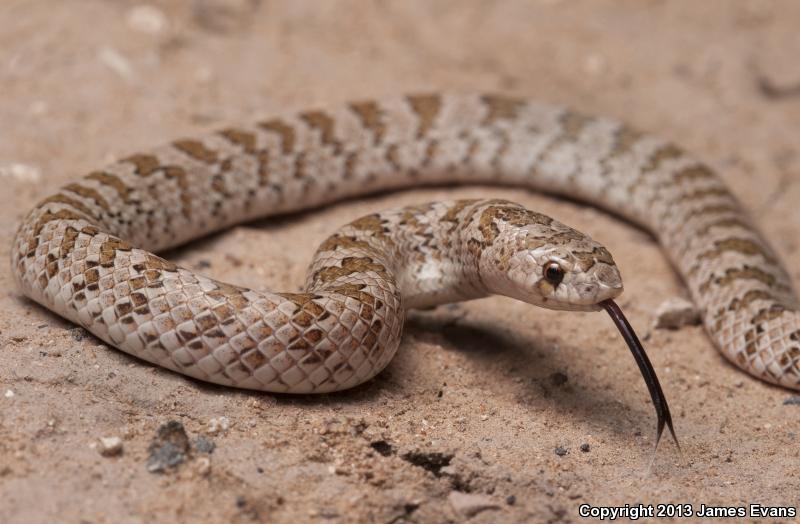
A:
[{"left": 307, "top": 200, "right": 493, "bottom": 311}]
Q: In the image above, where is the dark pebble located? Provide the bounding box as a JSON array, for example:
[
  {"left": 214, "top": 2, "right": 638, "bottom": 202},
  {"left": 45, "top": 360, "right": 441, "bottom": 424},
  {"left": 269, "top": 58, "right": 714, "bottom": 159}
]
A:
[
  {"left": 506, "top": 495, "right": 516, "bottom": 505},
  {"left": 550, "top": 372, "right": 568, "bottom": 386},
  {"left": 319, "top": 508, "right": 339, "bottom": 519},
  {"left": 580, "top": 443, "right": 590, "bottom": 453},
  {"left": 194, "top": 436, "right": 216, "bottom": 454},
  {"left": 146, "top": 420, "right": 191, "bottom": 473},
  {"left": 783, "top": 396, "right": 800, "bottom": 405},
  {"left": 370, "top": 440, "right": 394, "bottom": 457},
  {"left": 70, "top": 328, "right": 87, "bottom": 342},
  {"left": 554, "top": 446, "right": 568, "bottom": 456}
]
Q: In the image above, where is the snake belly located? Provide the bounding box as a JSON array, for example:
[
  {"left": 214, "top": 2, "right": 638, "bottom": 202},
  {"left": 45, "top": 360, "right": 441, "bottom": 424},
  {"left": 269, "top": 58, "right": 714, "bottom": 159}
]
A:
[{"left": 11, "top": 93, "right": 800, "bottom": 392}]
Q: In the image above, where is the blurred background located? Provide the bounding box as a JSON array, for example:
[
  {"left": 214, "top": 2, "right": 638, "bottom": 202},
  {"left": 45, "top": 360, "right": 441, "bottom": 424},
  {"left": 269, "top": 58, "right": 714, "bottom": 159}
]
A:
[{"left": 2, "top": 2, "right": 799, "bottom": 523}]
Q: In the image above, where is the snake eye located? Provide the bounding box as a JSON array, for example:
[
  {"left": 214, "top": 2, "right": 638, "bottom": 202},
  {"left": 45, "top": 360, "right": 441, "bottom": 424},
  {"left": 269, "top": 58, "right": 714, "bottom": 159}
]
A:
[{"left": 543, "top": 262, "right": 565, "bottom": 286}]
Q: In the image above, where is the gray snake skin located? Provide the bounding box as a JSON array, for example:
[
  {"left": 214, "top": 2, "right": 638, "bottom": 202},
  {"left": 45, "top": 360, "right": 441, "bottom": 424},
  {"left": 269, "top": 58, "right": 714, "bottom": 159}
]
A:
[{"left": 11, "top": 93, "right": 800, "bottom": 392}]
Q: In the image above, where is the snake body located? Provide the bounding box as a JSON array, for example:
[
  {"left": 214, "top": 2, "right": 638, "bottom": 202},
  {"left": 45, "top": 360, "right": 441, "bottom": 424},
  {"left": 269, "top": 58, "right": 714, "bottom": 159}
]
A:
[{"left": 11, "top": 93, "right": 800, "bottom": 392}]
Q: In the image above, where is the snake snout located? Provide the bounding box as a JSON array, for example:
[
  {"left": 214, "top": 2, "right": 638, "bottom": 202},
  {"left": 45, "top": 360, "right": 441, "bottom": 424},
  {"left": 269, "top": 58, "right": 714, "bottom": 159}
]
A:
[{"left": 593, "top": 264, "right": 624, "bottom": 302}]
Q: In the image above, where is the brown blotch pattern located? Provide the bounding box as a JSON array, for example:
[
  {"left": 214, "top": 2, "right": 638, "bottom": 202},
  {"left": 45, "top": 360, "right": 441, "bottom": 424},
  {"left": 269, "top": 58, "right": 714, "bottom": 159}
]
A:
[
  {"left": 728, "top": 290, "right": 775, "bottom": 312},
  {"left": 85, "top": 171, "right": 133, "bottom": 203},
  {"left": 64, "top": 183, "right": 110, "bottom": 212},
  {"left": 258, "top": 119, "right": 296, "bottom": 154},
  {"left": 318, "top": 235, "right": 373, "bottom": 253},
  {"left": 349, "top": 101, "right": 386, "bottom": 144},
  {"left": 696, "top": 238, "right": 777, "bottom": 266},
  {"left": 124, "top": 154, "right": 162, "bottom": 176},
  {"left": 700, "top": 266, "right": 780, "bottom": 294},
  {"left": 641, "top": 143, "right": 683, "bottom": 174},
  {"left": 218, "top": 128, "right": 258, "bottom": 153},
  {"left": 314, "top": 256, "right": 389, "bottom": 284},
  {"left": 300, "top": 110, "right": 341, "bottom": 152},
  {"left": 39, "top": 194, "right": 98, "bottom": 222},
  {"left": 406, "top": 94, "right": 442, "bottom": 138},
  {"left": 172, "top": 139, "right": 219, "bottom": 164},
  {"left": 99, "top": 237, "right": 133, "bottom": 267},
  {"left": 480, "top": 94, "right": 525, "bottom": 124},
  {"left": 478, "top": 203, "right": 552, "bottom": 243}
]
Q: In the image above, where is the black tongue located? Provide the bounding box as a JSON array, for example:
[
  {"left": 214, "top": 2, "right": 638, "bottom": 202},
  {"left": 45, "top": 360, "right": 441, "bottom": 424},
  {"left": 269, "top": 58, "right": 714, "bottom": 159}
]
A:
[{"left": 600, "top": 299, "right": 680, "bottom": 452}]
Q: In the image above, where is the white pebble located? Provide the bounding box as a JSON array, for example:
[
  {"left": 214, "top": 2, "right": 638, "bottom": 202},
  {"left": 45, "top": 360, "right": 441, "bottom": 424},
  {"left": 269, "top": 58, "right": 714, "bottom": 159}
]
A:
[
  {"left": 207, "top": 416, "right": 230, "bottom": 435},
  {"left": 98, "top": 46, "right": 134, "bottom": 80},
  {"left": 195, "top": 456, "right": 211, "bottom": 476},
  {"left": 126, "top": 5, "right": 168, "bottom": 34},
  {"left": 29, "top": 101, "right": 48, "bottom": 116},
  {"left": 4, "top": 389, "right": 14, "bottom": 398},
  {"left": 448, "top": 491, "right": 500, "bottom": 517},
  {"left": 653, "top": 297, "right": 701, "bottom": 330},
  {"left": 583, "top": 53, "right": 607, "bottom": 75},
  {"left": 98, "top": 436, "right": 124, "bottom": 457},
  {"left": 0, "top": 163, "right": 42, "bottom": 183}
]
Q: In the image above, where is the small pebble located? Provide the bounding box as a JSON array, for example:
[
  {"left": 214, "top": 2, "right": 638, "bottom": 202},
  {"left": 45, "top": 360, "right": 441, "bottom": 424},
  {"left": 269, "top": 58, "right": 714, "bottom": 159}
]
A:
[
  {"left": 583, "top": 53, "right": 607, "bottom": 75},
  {"left": 580, "top": 443, "right": 590, "bottom": 453},
  {"left": 439, "top": 465, "right": 459, "bottom": 478},
  {"left": 369, "top": 440, "right": 393, "bottom": 457},
  {"left": 448, "top": 491, "right": 500, "bottom": 517},
  {"left": 147, "top": 420, "right": 190, "bottom": 473},
  {"left": 783, "top": 396, "right": 800, "bottom": 405},
  {"left": 193, "top": 0, "right": 259, "bottom": 34},
  {"left": 126, "top": 4, "right": 168, "bottom": 34},
  {"left": 207, "top": 416, "right": 230, "bottom": 435},
  {"left": 4, "top": 390, "right": 15, "bottom": 398},
  {"left": 0, "top": 163, "right": 41, "bottom": 183},
  {"left": 195, "top": 436, "right": 216, "bottom": 454},
  {"left": 195, "top": 456, "right": 211, "bottom": 476},
  {"left": 506, "top": 495, "right": 516, "bottom": 505},
  {"left": 653, "top": 297, "right": 701, "bottom": 330},
  {"left": 98, "top": 436, "right": 123, "bottom": 457},
  {"left": 98, "top": 46, "right": 134, "bottom": 80},
  {"left": 224, "top": 254, "right": 243, "bottom": 267},
  {"left": 318, "top": 508, "right": 339, "bottom": 519},
  {"left": 550, "top": 372, "right": 568, "bottom": 386},
  {"left": 29, "top": 101, "right": 48, "bottom": 116},
  {"left": 554, "top": 446, "right": 568, "bottom": 456}
]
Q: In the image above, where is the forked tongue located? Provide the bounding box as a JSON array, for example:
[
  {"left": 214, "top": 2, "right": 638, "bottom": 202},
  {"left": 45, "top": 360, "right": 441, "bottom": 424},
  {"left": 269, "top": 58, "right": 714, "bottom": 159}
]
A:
[{"left": 600, "top": 299, "right": 680, "bottom": 452}]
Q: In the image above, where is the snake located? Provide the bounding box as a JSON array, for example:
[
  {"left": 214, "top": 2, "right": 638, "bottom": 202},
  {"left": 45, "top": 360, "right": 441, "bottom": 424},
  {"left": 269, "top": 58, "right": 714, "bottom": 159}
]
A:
[{"left": 11, "top": 93, "right": 800, "bottom": 421}]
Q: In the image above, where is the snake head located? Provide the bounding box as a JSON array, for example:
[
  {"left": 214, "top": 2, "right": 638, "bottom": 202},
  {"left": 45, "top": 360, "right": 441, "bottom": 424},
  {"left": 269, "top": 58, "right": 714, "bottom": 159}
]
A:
[{"left": 477, "top": 204, "right": 623, "bottom": 311}]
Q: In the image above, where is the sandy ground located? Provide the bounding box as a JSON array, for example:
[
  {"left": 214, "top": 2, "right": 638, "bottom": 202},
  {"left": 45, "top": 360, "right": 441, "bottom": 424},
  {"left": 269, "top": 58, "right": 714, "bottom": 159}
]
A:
[{"left": 2, "top": 1, "right": 800, "bottom": 523}]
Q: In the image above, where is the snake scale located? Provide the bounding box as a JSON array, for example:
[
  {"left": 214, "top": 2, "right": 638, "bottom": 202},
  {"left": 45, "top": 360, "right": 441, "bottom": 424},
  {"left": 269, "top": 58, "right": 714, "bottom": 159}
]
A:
[{"left": 11, "top": 93, "right": 800, "bottom": 395}]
